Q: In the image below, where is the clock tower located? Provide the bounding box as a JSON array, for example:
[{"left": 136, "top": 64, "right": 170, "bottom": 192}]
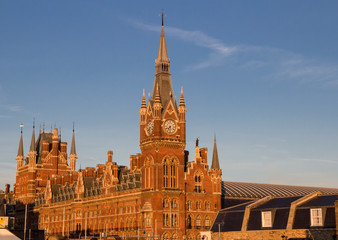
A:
[{"left": 138, "top": 22, "right": 188, "bottom": 236}]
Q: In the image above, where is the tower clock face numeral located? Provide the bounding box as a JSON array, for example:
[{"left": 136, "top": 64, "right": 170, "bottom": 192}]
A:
[
  {"left": 164, "top": 119, "right": 176, "bottom": 134},
  {"left": 146, "top": 120, "right": 154, "bottom": 135}
]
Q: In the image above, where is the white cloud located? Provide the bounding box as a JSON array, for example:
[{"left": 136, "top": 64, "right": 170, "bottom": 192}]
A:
[
  {"left": 128, "top": 19, "right": 338, "bottom": 85},
  {"left": 291, "top": 157, "right": 338, "bottom": 165}
]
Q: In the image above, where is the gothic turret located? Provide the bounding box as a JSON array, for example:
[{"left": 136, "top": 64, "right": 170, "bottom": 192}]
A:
[
  {"left": 140, "top": 89, "right": 147, "bottom": 123},
  {"left": 28, "top": 125, "right": 37, "bottom": 168},
  {"left": 211, "top": 136, "right": 220, "bottom": 169},
  {"left": 210, "top": 136, "right": 222, "bottom": 195},
  {"left": 69, "top": 127, "right": 77, "bottom": 171},
  {"left": 16, "top": 128, "right": 24, "bottom": 170}
]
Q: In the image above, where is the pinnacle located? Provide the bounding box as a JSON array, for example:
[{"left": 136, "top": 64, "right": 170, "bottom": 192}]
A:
[
  {"left": 179, "top": 86, "right": 185, "bottom": 107},
  {"left": 70, "top": 129, "right": 76, "bottom": 155},
  {"left": 211, "top": 135, "right": 220, "bottom": 170},
  {"left": 17, "top": 131, "right": 24, "bottom": 157},
  {"left": 30, "top": 125, "right": 36, "bottom": 152},
  {"left": 155, "top": 83, "right": 161, "bottom": 103},
  {"left": 141, "top": 89, "right": 147, "bottom": 108}
]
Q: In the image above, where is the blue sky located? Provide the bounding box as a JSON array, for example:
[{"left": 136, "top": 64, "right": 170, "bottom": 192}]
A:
[{"left": 1, "top": 1, "right": 338, "bottom": 189}]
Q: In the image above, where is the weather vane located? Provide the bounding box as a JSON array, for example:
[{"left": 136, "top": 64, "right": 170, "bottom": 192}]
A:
[
  {"left": 159, "top": 9, "right": 166, "bottom": 26},
  {"left": 20, "top": 123, "right": 24, "bottom": 133}
]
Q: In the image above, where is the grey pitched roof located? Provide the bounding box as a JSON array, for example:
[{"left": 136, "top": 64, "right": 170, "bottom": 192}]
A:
[
  {"left": 222, "top": 181, "right": 338, "bottom": 199},
  {"left": 35, "top": 131, "right": 53, "bottom": 164},
  {"left": 213, "top": 194, "right": 338, "bottom": 232}
]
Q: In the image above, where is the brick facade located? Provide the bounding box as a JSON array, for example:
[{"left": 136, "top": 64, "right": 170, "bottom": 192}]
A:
[{"left": 14, "top": 24, "right": 222, "bottom": 240}]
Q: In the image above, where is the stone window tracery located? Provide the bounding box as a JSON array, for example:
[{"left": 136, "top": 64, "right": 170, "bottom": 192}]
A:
[{"left": 163, "top": 157, "right": 178, "bottom": 188}]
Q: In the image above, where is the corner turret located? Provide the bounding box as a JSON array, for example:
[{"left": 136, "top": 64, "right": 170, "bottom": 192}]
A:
[
  {"left": 69, "top": 127, "right": 77, "bottom": 171},
  {"left": 16, "top": 127, "right": 24, "bottom": 170}
]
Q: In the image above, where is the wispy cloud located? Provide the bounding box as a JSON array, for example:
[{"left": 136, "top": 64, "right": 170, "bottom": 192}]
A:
[
  {"left": 128, "top": 20, "right": 238, "bottom": 70},
  {"left": 128, "top": 19, "right": 338, "bottom": 85},
  {"left": 0, "top": 84, "right": 22, "bottom": 113},
  {"left": 291, "top": 157, "right": 338, "bottom": 165}
]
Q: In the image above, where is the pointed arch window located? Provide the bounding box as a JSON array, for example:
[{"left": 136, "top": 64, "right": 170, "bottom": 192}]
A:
[
  {"left": 196, "top": 215, "right": 201, "bottom": 229},
  {"left": 194, "top": 172, "right": 203, "bottom": 193},
  {"left": 163, "top": 157, "right": 178, "bottom": 188},
  {"left": 204, "top": 216, "right": 210, "bottom": 228},
  {"left": 187, "top": 215, "right": 192, "bottom": 229},
  {"left": 144, "top": 157, "right": 153, "bottom": 189}
]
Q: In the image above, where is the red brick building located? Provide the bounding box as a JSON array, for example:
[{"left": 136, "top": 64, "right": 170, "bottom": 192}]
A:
[{"left": 14, "top": 23, "right": 222, "bottom": 240}]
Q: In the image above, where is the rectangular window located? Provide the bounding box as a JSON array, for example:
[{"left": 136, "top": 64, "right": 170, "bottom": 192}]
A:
[
  {"left": 261, "top": 211, "right": 272, "bottom": 227},
  {"left": 310, "top": 208, "right": 323, "bottom": 226}
]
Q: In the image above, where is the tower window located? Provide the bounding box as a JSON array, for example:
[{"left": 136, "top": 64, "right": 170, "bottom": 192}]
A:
[{"left": 163, "top": 158, "right": 177, "bottom": 188}]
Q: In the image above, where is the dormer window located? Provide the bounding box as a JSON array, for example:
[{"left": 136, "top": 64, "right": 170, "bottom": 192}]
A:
[
  {"left": 310, "top": 208, "right": 323, "bottom": 226},
  {"left": 261, "top": 211, "right": 272, "bottom": 228}
]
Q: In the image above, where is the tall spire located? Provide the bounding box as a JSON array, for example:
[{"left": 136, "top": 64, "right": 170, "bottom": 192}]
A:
[
  {"left": 29, "top": 123, "right": 36, "bottom": 152},
  {"left": 17, "top": 127, "right": 24, "bottom": 157},
  {"left": 70, "top": 125, "right": 76, "bottom": 155},
  {"left": 211, "top": 136, "right": 220, "bottom": 169},
  {"left": 157, "top": 11, "right": 169, "bottom": 62},
  {"left": 153, "top": 20, "right": 174, "bottom": 111}
]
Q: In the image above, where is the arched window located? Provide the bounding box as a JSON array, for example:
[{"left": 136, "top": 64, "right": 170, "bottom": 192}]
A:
[
  {"left": 144, "top": 157, "right": 153, "bottom": 189},
  {"left": 196, "top": 201, "right": 201, "bottom": 209},
  {"left": 196, "top": 215, "right": 201, "bottom": 229},
  {"left": 163, "top": 214, "right": 169, "bottom": 227},
  {"left": 205, "top": 201, "right": 210, "bottom": 211},
  {"left": 194, "top": 172, "right": 203, "bottom": 193},
  {"left": 204, "top": 216, "right": 210, "bottom": 228},
  {"left": 187, "top": 215, "right": 192, "bottom": 229},
  {"left": 163, "top": 157, "right": 178, "bottom": 188},
  {"left": 187, "top": 201, "right": 192, "bottom": 210},
  {"left": 163, "top": 199, "right": 169, "bottom": 208},
  {"left": 163, "top": 233, "right": 170, "bottom": 240}
]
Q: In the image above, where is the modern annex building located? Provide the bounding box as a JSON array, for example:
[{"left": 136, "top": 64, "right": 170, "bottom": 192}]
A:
[{"left": 13, "top": 23, "right": 222, "bottom": 239}]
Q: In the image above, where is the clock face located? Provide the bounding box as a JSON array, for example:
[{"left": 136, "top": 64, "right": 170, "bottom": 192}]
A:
[
  {"left": 146, "top": 120, "right": 154, "bottom": 135},
  {"left": 164, "top": 119, "right": 176, "bottom": 134}
]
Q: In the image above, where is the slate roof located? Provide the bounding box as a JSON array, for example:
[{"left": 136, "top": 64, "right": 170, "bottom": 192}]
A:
[
  {"left": 222, "top": 181, "right": 338, "bottom": 198},
  {"left": 300, "top": 194, "right": 338, "bottom": 207},
  {"left": 212, "top": 193, "right": 338, "bottom": 233}
]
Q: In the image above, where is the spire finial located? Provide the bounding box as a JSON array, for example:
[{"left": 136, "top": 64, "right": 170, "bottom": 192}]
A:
[
  {"left": 73, "top": 121, "right": 75, "bottom": 133},
  {"left": 20, "top": 123, "right": 24, "bottom": 134},
  {"left": 43, "top": 122, "right": 45, "bottom": 132},
  {"left": 33, "top": 118, "right": 35, "bottom": 129},
  {"left": 159, "top": 9, "right": 166, "bottom": 26}
]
